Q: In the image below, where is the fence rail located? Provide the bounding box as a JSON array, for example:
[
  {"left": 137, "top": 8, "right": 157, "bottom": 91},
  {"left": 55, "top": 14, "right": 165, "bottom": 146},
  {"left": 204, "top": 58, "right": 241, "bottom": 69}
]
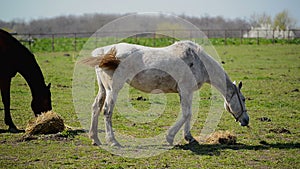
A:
[{"left": 13, "top": 29, "right": 300, "bottom": 52}]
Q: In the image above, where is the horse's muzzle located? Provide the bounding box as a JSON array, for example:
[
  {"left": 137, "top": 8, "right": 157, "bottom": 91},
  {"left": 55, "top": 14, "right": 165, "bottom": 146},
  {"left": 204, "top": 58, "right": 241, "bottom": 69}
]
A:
[{"left": 239, "top": 112, "right": 249, "bottom": 126}]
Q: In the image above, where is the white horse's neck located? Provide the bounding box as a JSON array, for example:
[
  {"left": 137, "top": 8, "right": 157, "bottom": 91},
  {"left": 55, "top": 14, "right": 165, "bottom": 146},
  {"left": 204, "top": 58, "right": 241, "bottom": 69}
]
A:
[{"left": 201, "top": 51, "right": 234, "bottom": 102}]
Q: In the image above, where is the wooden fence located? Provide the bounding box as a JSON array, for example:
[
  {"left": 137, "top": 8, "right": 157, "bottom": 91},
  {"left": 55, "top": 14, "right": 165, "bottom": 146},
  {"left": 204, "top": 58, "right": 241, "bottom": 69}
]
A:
[{"left": 13, "top": 29, "right": 300, "bottom": 52}]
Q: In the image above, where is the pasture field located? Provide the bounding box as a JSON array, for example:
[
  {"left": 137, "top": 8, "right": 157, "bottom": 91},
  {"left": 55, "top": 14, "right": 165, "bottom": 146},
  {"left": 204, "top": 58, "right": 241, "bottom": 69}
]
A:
[
  {"left": 0, "top": 44, "right": 299, "bottom": 168},
  {"left": 22, "top": 36, "right": 300, "bottom": 52}
]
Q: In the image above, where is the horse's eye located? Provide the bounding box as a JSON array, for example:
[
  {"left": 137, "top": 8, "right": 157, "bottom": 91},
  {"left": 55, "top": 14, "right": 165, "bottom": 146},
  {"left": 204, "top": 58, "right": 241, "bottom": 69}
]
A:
[{"left": 242, "top": 98, "right": 246, "bottom": 102}]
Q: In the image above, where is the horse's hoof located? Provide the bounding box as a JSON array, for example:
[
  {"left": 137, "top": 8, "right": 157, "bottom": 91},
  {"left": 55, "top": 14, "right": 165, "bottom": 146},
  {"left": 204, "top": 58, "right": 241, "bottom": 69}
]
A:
[
  {"left": 8, "top": 127, "right": 20, "bottom": 133},
  {"left": 91, "top": 139, "right": 101, "bottom": 146},
  {"left": 188, "top": 138, "right": 198, "bottom": 144},
  {"left": 166, "top": 135, "right": 174, "bottom": 146},
  {"left": 92, "top": 142, "right": 101, "bottom": 146},
  {"left": 111, "top": 142, "right": 122, "bottom": 148},
  {"left": 185, "top": 135, "right": 197, "bottom": 144}
]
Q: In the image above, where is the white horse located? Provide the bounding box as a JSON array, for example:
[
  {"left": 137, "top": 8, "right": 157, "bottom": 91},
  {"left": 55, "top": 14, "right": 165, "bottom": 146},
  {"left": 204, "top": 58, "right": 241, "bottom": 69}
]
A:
[{"left": 81, "top": 40, "right": 249, "bottom": 146}]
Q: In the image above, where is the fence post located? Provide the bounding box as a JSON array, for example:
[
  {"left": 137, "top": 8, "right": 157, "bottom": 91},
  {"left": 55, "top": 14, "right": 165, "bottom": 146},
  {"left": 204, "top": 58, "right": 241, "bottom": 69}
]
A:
[
  {"left": 224, "top": 30, "right": 227, "bottom": 45},
  {"left": 256, "top": 30, "right": 259, "bottom": 45},
  {"left": 115, "top": 31, "right": 119, "bottom": 43},
  {"left": 74, "top": 33, "right": 77, "bottom": 51},
  {"left": 153, "top": 32, "right": 156, "bottom": 47},
  {"left": 240, "top": 30, "right": 243, "bottom": 45},
  {"left": 51, "top": 34, "right": 55, "bottom": 52},
  {"left": 287, "top": 30, "right": 290, "bottom": 44},
  {"left": 94, "top": 32, "right": 98, "bottom": 49},
  {"left": 172, "top": 30, "right": 175, "bottom": 43},
  {"left": 28, "top": 33, "right": 32, "bottom": 51},
  {"left": 135, "top": 34, "right": 138, "bottom": 44},
  {"left": 272, "top": 30, "right": 275, "bottom": 44}
]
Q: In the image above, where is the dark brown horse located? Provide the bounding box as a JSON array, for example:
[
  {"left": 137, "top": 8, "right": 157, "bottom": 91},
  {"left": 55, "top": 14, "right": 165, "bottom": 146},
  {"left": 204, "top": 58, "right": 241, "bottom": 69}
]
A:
[{"left": 0, "top": 29, "right": 52, "bottom": 132}]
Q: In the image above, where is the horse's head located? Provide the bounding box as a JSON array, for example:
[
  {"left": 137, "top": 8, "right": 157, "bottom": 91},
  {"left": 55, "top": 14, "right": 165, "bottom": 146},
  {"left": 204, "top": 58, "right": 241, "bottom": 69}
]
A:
[
  {"left": 31, "top": 83, "right": 52, "bottom": 116},
  {"left": 224, "top": 81, "right": 249, "bottom": 126}
]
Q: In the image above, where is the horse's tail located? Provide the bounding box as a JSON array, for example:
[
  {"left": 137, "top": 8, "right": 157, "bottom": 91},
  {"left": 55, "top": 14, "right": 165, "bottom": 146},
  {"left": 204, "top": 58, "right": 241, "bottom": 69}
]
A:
[
  {"left": 79, "top": 57, "right": 102, "bottom": 67},
  {"left": 79, "top": 47, "right": 120, "bottom": 70}
]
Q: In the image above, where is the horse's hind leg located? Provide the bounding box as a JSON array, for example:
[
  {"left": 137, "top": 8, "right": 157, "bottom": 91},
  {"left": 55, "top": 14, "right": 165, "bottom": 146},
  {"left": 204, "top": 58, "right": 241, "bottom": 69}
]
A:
[
  {"left": 89, "top": 68, "right": 106, "bottom": 145},
  {"left": 0, "top": 78, "right": 18, "bottom": 132},
  {"left": 103, "top": 90, "right": 121, "bottom": 147},
  {"left": 89, "top": 88, "right": 106, "bottom": 145}
]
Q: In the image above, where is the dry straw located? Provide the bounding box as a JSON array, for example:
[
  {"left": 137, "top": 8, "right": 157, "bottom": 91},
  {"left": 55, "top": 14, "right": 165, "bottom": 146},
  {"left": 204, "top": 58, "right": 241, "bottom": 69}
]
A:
[
  {"left": 25, "top": 111, "right": 65, "bottom": 135},
  {"left": 205, "top": 130, "right": 237, "bottom": 145}
]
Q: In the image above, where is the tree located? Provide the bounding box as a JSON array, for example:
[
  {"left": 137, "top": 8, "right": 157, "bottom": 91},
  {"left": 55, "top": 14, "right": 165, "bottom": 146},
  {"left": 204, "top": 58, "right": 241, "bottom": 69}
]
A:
[
  {"left": 249, "top": 12, "right": 272, "bottom": 27},
  {"left": 273, "top": 10, "right": 296, "bottom": 30}
]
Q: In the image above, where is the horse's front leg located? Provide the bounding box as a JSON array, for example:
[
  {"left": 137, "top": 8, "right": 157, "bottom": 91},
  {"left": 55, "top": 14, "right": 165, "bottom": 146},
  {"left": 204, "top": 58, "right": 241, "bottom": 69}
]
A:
[
  {"left": 183, "top": 111, "right": 196, "bottom": 143},
  {"left": 0, "top": 78, "right": 18, "bottom": 133},
  {"left": 104, "top": 90, "right": 121, "bottom": 147},
  {"left": 166, "top": 92, "right": 193, "bottom": 145}
]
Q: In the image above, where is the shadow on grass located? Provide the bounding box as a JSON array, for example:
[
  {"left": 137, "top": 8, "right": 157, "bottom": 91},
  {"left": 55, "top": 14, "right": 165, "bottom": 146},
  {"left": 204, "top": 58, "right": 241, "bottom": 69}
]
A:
[
  {"left": 174, "top": 141, "right": 300, "bottom": 156},
  {"left": 0, "top": 129, "right": 25, "bottom": 134}
]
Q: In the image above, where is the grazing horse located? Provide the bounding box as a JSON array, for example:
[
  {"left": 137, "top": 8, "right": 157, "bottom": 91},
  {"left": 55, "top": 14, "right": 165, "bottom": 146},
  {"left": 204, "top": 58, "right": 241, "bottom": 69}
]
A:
[
  {"left": 0, "top": 29, "right": 52, "bottom": 132},
  {"left": 81, "top": 40, "right": 249, "bottom": 146}
]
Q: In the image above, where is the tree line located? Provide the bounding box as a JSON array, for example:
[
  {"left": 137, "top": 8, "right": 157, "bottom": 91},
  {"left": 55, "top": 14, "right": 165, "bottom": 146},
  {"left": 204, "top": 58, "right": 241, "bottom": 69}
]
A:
[
  {"left": 249, "top": 10, "right": 297, "bottom": 30},
  {"left": 0, "top": 10, "right": 297, "bottom": 34}
]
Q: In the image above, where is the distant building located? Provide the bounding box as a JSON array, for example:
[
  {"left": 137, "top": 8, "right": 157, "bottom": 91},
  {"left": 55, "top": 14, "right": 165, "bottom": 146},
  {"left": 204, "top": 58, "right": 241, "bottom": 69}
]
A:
[{"left": 243, "top": 24, "right": 295, "bottom": 39}]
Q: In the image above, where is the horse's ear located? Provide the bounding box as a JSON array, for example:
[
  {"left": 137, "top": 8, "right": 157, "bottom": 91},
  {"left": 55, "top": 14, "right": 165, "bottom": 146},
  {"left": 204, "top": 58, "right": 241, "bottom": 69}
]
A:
[
  {"left": 238, "top": 81, "right": 242, "bottom": 89},
  {"left": 47, "top": 83, "right": 51, "bottom": 89}
]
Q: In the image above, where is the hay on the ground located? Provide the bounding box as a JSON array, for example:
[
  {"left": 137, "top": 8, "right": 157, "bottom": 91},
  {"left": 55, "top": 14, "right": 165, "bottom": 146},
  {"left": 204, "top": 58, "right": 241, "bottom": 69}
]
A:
[
  {"left": 205, "top": 130, "right": 237, "bottom": 145},
  {"left": 25, "top": 111, "right": 65, "bottom": 135}
]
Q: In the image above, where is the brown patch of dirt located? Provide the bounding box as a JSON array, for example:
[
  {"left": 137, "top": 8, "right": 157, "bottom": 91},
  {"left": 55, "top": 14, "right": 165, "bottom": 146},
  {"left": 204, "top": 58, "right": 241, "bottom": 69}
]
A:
[{"left": 269, "top": 128, "right": 291, "bottom": 134}]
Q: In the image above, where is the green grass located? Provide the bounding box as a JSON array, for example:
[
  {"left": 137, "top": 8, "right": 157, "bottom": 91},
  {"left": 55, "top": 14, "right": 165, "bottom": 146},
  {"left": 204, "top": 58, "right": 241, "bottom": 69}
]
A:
[
  {"left": 21, "top": 36, "right": 300, "bottom": 52},
  {"left": 0, "top": 44, "right": 299, "bottom": 168}
]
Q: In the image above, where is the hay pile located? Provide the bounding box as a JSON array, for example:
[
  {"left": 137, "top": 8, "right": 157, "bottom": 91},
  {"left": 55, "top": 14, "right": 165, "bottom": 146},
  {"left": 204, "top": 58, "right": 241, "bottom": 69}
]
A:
[
  {"left": 25, "top": 111, "right": 65, "bottom": 135},
  {"left": 205, "top": 130, "right": 237, "bottom": 145}
]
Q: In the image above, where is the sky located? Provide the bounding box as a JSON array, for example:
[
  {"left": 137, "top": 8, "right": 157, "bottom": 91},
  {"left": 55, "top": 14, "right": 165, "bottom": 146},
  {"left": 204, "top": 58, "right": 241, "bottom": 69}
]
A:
[{"left": 1, "top": 0, "right": 300, "bottom": 26}]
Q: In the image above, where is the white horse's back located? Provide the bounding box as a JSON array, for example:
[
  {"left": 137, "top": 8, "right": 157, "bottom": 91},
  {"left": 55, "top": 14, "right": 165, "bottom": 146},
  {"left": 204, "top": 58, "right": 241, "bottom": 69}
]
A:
[
  {"left": 92, "top": 41, "right": 201, "bottom": 60},
  {"left": 91, "top": 41, "right": 204, "bottom": 93}
]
